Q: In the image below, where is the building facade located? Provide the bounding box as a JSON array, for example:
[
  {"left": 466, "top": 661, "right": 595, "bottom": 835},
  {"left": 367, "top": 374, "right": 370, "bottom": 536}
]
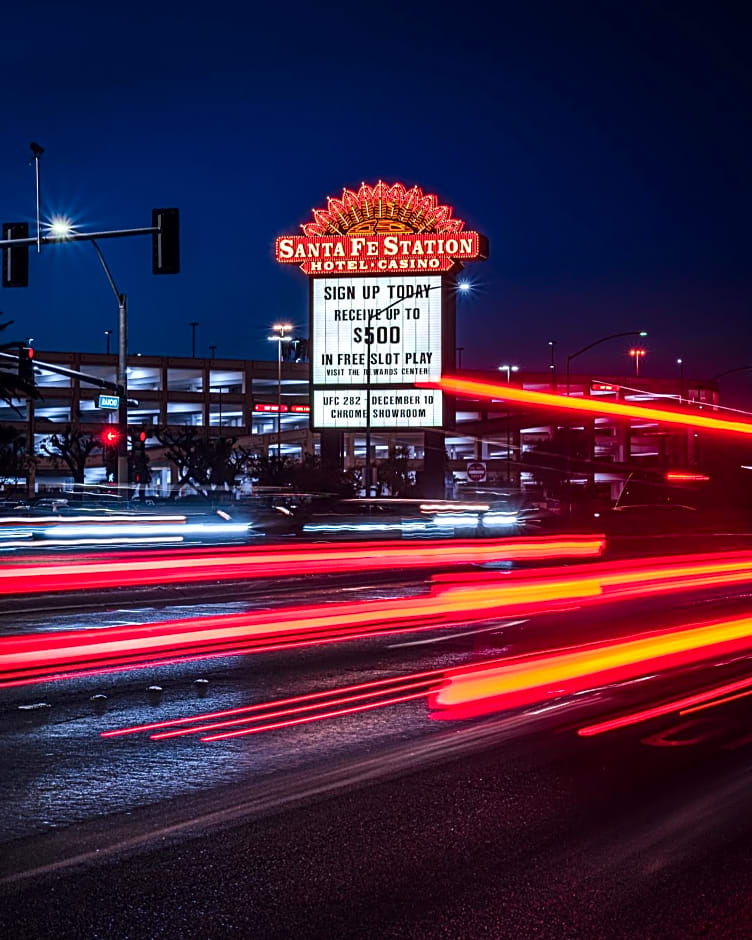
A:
[{"left": 0, "top": 350, "right": 718, "bottom": 499}]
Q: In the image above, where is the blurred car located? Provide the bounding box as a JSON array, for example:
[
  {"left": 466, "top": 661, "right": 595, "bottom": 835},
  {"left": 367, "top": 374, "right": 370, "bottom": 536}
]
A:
[{"left": 601, "top": 503, "right": 702, "bottom": 535}]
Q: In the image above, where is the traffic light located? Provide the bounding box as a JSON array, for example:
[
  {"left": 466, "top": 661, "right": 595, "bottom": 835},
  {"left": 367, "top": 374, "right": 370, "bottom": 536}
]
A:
[
  {"left": 18, "top": 345, "right": 34, "bottom": 385},
  {"left": 129, "top": 427, "right": 151, "bottom": 485},
  {"left": 101, "top": 427, "right": 121, "bottom": 447},
  {"left": 152, "top": 208, "right": 180, "bottom": 275},
  {"left": 2, "top": 222, "right": 29, "bottom": 287}
]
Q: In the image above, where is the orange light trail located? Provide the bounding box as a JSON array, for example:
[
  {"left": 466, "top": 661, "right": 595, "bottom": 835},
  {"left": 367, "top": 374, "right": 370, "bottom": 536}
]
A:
[
  {"left": 0, "top": 535, "right": 605, "bottom": 596},
  {"left": 431, "top": 613, "right": 752, "bottom": 720},
  {"left": 423, "top": 375, "right": 752, "bottom": 436}
]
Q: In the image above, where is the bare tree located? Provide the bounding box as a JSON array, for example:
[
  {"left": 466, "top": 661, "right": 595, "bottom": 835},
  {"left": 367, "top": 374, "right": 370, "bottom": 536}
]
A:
[
  {"left": 41, "top": 426, "right": 101, "bottom": 485},
  {"left": 0, "top": 425, "right": 31, "bottom": 485},
  {"left": 155, "top": 427, "right": 242, "bottom": 492}
]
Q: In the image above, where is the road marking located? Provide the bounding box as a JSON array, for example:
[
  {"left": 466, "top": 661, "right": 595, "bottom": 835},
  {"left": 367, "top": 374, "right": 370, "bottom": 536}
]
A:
[{"left": 387, "top": 619, "right": 527, "bottom": 649}]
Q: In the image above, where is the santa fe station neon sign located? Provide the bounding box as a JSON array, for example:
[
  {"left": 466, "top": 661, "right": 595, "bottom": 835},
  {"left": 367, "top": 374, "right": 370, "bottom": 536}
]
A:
[{"left": 276, "top": 181, "right": 487, "bottom": 429}]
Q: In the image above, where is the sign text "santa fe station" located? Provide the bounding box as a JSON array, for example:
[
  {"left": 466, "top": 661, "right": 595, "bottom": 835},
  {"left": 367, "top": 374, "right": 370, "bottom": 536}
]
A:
[{"left": 275, "top": 232, "right": 484, "bottom": 274}]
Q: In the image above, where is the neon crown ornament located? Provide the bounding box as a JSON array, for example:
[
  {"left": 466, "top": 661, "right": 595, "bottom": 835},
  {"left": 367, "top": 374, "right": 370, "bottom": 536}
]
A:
[{"left": 276, "top": 181, "right": 488, "bottom": 275}]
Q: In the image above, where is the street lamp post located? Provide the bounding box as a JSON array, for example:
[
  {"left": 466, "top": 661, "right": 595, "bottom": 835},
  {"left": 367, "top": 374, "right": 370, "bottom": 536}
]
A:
[
  {"left": 548, "top": 340, "right": 557, "bottom": 389},
  {"left": 268, "top": 323, "right": 293, "bottom": 460},
  {"left": 189, "top": 321, "right": 199, "bottom": 359},
  {"left": 676, "top": 358, "right": 687, "bottom": 463},
  {"left": 565, "top": 330, "right": 647, "bottom": 396},
  {"left": 498, "top": 364, "right": 519, "bottom": 383},
  {"left": 629, "top": 347, "right": 646, "bottom": 376},
  {"left": 498, "top": 364, "right": 519, "bottom": 483},
  {"left": 104, "top": 330, "right": 112, "bottom": 355}
]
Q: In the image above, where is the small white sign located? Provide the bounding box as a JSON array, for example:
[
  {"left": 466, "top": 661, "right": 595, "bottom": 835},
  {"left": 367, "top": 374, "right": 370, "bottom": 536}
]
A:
[
  {"left": 313, "top": 388, "right": 443, "bottom": 429},
  {"left": 98, "top": 394, "right": 120, "bottom": 410},
  {"left": 466, "top": 461, "right": 487, "bottom": 483}
]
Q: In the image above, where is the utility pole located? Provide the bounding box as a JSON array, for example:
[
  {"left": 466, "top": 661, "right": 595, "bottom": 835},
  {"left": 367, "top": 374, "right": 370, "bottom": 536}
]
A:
[
  {"left": 548, "top": 340, "right": 557, "bottom": 389},
  {"left": 91, "top": 239, "right": 128, "bottom": 489},
  {"left": 30, "top": 143, "right": 44, "bottom": 254},
  {"left": 268, "top": 323, "right": 292, "bottom": 460}
]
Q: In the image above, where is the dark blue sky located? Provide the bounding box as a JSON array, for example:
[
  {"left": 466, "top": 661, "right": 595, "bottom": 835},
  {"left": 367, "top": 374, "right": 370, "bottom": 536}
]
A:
[{"left": 2, "top": 1, "right": 750, "bottom": 398}]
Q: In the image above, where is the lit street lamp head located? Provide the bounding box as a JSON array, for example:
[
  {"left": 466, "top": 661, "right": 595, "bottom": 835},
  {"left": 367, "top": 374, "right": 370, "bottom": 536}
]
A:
[{"left": 48, "top": 216, "right": 74, "bottom": 238}]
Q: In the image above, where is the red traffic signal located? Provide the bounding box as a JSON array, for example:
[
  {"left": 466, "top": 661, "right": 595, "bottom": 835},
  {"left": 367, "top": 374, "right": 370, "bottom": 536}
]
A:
[
  {"left": 101, "top": 427, "right": 121, "bottom": 446},
  {"left": 18, "top": 344, "right": 34, "bottom": 384}
]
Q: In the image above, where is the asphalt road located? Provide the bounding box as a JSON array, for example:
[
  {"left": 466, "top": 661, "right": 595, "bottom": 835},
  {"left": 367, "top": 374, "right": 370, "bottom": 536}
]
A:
[
  {"left": 3, "top": 552, "right": 752, "bottom": 936},
  {"left": 4, "top": 677, "right": 752, "bottom": 938}
]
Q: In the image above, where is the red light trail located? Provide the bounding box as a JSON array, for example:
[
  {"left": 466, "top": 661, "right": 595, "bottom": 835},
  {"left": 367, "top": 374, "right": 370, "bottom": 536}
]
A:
[
  {"left": 4, "top": 550, "right": 752, "bottom": 689},
  {"left": 0, "top": 535, "right": 605, "bottom": 597},
  {"left": 102, "top": 609, "right": 752, "bottom": 744},
  {"left": 423, "top": 375, "right": 752, "bottom": 436},
  {"left": 431, "top": 613, "right": 752, "bottom": 721},
  {"left": 577, "top": 674, "right": 752, "bottom": 736}
]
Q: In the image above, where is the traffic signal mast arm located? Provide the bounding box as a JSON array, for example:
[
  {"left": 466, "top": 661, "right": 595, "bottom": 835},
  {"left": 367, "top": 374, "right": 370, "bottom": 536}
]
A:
[
  {"left": 0, "top": 225, "right": 155, "bottom": 248},
  {"left": 1, "top": 209, "right": 179, "bottom": 286},
  {"left": 0, "top": 351, "right": 138, "bottom": 402}
]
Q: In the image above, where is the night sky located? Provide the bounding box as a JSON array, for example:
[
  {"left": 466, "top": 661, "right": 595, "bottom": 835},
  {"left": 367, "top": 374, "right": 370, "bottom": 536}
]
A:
[{"left": 1, "top": 2, "right": 750, "bottom": 401}]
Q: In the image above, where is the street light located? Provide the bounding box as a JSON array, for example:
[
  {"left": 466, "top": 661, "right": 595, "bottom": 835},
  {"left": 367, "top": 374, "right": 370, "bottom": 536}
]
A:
[
  {"left": 189, "top": 321, "right": 199, "bottom": 359},
  {"left": 629, "top": 347, "right": 646, "bottom": 377},
  {"left": 104, "top": 330, "right": 112, "bottom": 355},
  {"left": 48, "top": 216, "right": 74, "bottom": 239},
  {"left": 548, "top": 340, "right": 557, "bottom": 389},
  {"left": 676, "top": 358, "right": 684, "bottom": 400},
  {"left": 268, "top": 323, "right": 293, "bottom": 460},
  {"left": 497, "top": 365, "right": 519, "bottom": 484},
  {"left": 565, "top": 331, "right": 647, "bottom": 396}
]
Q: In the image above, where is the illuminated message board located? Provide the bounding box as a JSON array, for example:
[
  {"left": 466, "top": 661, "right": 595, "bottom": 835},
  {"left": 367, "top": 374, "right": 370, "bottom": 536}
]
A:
[{"left": 313, "top": 388, "right": 443, "bottom": 429}]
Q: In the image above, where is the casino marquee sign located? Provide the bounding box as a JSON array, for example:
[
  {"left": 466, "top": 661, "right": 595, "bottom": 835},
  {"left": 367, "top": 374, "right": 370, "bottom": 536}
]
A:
[
  {"left": 276, "top": 181, "right": 487, "bottom": 431},
  {"left": 276, "top": 181, "right": 488, "bottom": 274}
]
